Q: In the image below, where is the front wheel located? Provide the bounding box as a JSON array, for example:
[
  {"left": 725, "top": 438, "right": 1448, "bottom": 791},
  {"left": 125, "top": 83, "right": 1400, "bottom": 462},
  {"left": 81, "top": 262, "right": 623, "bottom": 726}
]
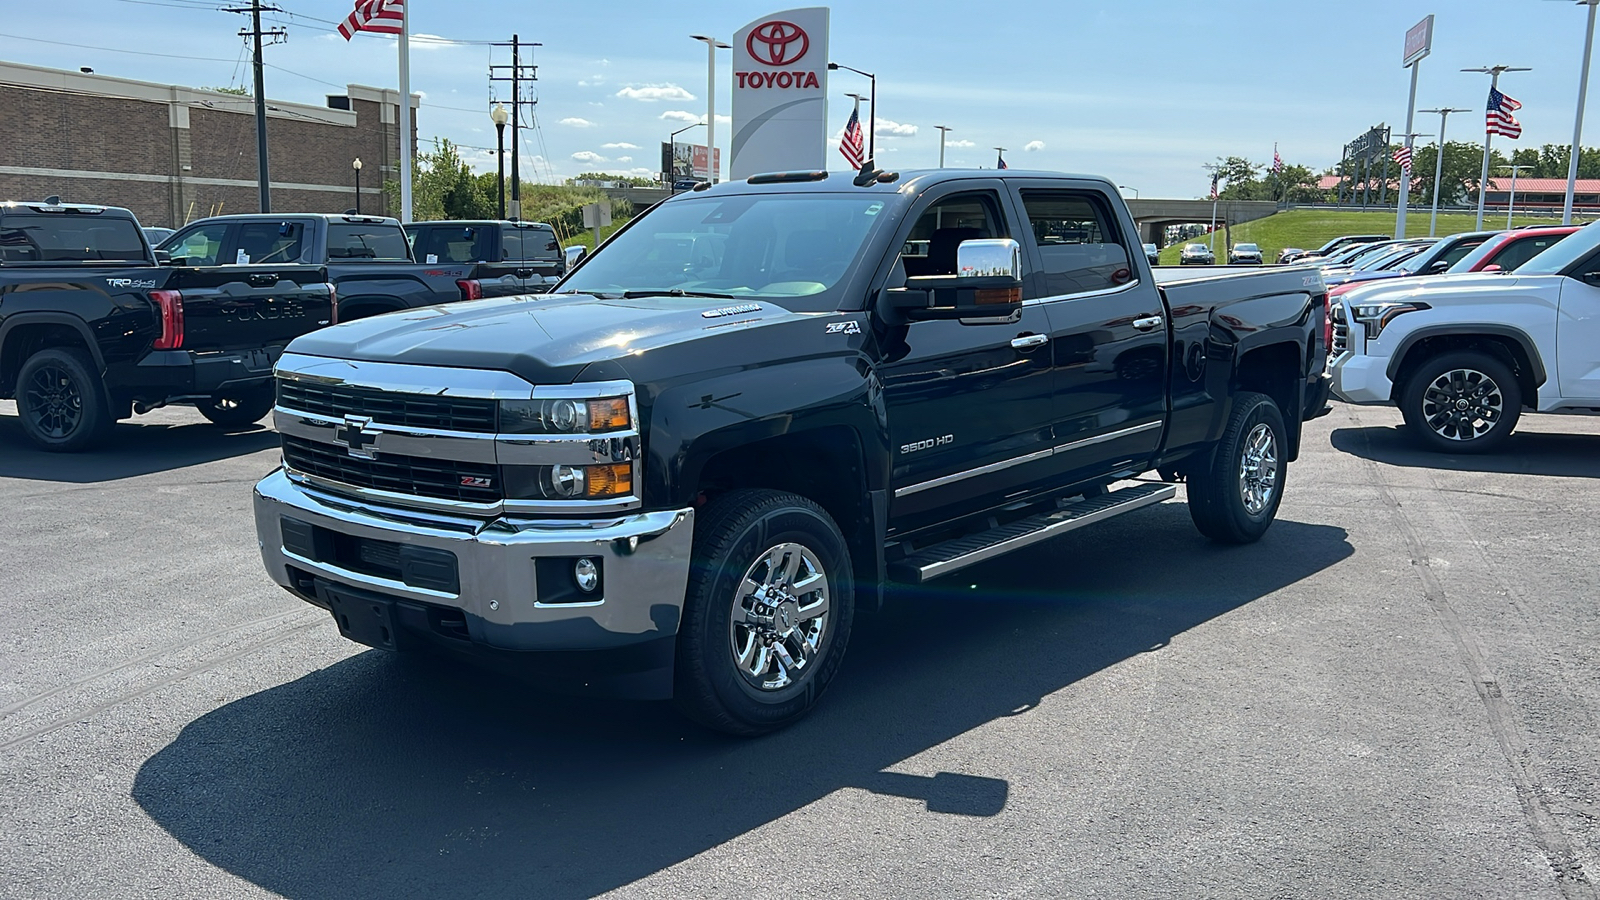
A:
[
  {"left": 673, "top": 489, "right": 854, "bottom": 736},
  {"left": 1398, "top": 351, "right": 1521, "bottom": 454},
  {"left": 196, "top": 386, "right": 275, "bottom": 428},
  {"left": 1187, "top": 391, "right": 1286, "bottom": 544}
]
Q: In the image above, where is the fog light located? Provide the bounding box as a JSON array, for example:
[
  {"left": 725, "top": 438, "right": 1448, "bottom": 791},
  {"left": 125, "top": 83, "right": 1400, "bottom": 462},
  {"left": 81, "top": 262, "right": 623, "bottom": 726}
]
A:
[{"left": 574, "top": 557, "right": 600, "bottom": 593}]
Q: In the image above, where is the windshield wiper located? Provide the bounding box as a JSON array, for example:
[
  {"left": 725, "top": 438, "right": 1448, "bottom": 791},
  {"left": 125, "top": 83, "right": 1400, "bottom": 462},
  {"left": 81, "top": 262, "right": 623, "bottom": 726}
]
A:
[{"left": 620, "top": 289, "right": 738, "bottom": 300}]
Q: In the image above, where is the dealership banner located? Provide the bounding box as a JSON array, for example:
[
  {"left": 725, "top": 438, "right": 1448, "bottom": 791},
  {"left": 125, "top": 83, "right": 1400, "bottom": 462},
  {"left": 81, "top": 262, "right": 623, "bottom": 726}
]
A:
[
  {"left": 661, "top": 142, "right": 722, "bottom": 181},
  {"left": 730, "top": 7, "right": 829, "bottom": 179}
]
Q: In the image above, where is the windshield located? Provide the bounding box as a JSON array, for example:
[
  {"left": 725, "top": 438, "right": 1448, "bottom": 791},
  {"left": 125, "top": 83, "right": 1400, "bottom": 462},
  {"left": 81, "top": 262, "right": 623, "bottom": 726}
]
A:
[
  {"left": 557, "top": 193, "right": 889, "bottom": 310},
  {"left": 1184, "top": 244, "right": 1206, "bottom": 252},
  {"left": 1508, "top": 225, "right": 1599, "bottom": 275},
  {"left": 1236, "top": 243, "right": 1259, "bottom": 252},
  {"left": 1357, "top": 243, "right": 1430, "bottom": 271},
  {"left": 1404, "top": 234, "right": 1490, "bottom": 272}
]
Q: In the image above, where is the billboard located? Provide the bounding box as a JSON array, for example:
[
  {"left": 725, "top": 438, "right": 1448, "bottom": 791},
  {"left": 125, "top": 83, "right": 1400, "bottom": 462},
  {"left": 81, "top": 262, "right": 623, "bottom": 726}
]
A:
[
  {"left": 1403, "top": 15, "right": 1433, "bottom": 67},
  {"left": 730, "top": 7, "right": 829, "bottom": 179},
  {"left": 660, "top": 141, "right": 722, "bottom": 181}
]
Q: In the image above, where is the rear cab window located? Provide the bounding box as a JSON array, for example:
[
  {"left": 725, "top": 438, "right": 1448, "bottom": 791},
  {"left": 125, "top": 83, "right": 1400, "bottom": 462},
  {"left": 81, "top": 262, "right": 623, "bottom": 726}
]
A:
[
  {"left": 0, "top": 212, "right": 148, "bottom": 264},
  {"left": 328, "top": 222, "right": 412, "bottom": 260},
  {"left": 409, "top": 225, "right": 488, "bottom": 264},
  {"left": 503, "top": 226, "right": 561, "bottom": 261}
]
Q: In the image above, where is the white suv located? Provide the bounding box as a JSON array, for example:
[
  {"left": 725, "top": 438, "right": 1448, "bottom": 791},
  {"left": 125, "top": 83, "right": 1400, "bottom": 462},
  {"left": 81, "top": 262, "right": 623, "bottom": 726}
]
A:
[{"left": 1330, "top": 222, "right": 1600, "bottom": 452}]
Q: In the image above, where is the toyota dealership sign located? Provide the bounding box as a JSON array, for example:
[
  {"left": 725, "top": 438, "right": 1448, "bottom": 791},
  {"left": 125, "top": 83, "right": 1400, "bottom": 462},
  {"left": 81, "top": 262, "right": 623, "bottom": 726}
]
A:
[{"left": 730, "top": 7, "right": 829, "bottom": 179}]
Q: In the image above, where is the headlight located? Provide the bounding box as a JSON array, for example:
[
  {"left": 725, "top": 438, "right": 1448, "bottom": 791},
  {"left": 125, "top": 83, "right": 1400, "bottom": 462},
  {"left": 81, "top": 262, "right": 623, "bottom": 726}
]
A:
[
  {"left": 1351, "top": 300, "right": 1429, "bottom": 340},
  {"left": 502, "top": 463, "right": 634, "bottom": 500},
  {"left": 498, "top": 397, "right": 631, "bottom": 434}
]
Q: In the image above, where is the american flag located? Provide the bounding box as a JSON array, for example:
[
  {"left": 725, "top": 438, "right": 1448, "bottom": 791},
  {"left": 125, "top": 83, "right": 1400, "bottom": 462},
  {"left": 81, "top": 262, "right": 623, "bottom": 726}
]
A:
[
  {"left": 1393, "top": 143, "right": 1413, "bottom": 173},
  {"left": 339, "top": 0, "right": 404, "bottom": 40},
  {"left": 1272, "top": 146, "right": 1283, "bottom": 175},
  {"left": 997, "top": 151, "right": 1008, "bottom": 170},
  {"left": 838, "top": 105, "right": 864, "bottom": 170},
  {"left": 1487, "top": 88, "right": 1523, "bottom": 139},
  {"left": 1210, "top": 173, "right": 1219, "bottom": 200}
]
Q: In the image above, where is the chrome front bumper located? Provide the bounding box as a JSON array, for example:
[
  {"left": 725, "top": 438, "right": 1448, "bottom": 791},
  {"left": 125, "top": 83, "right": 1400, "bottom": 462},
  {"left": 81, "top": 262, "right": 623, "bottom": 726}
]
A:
[{"left": 253, "top": 468, "right": 695, "bottom": 653}]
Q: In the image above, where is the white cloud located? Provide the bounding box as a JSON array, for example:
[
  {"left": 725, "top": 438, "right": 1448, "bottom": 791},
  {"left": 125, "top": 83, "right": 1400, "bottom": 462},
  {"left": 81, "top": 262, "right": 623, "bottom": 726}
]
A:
[
  {"left": 560, "top": 117, "right": 596, "bottom": 128},
  {"left": 617, "top": 83, "right": 696, "bottom": 102},
  {"left": 660, "top": 110, "right": 703, "bottom": 124},
  {"left": 571, "top": 150, "right": 607, "bottom": 164},
  {"left": 577, "top": 77, "right": 607, "bottom": 87},
  {"left": 1025, "top": 140, "right": 1046, "bottom": 152},
  {"left": 716, "top": 114, "right": 731, "bottom": 125},
  {"left": 875, "top": 119, "right": 918, "bottom": 137},
  {"left": 602, "top": 142, "right": 640, "bottom": 149},
  {"left": 946, "top": 139, "right": 976, "bottom": 148},
  {"left": 616, "top": 156, "right": 633, "bottom": 163},
  {"left": 409, "top": 34, "right": 453, "bottom": 51}
]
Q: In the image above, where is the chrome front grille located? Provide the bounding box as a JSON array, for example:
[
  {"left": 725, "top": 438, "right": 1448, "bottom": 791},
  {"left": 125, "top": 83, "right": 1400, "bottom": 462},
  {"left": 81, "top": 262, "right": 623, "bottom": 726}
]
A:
[
  {"left": 277, "top": 379, "right": 497, "bottom": 433},
  {"left": 282, "top": 435, "right": 501, "bottom": 503}
]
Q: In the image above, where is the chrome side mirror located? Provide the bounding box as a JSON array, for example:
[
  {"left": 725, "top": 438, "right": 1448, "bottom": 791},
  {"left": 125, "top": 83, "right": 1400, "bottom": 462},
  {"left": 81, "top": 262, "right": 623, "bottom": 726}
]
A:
[{"left": 956, "top": 238, "right": 1022, "bottom": 279}]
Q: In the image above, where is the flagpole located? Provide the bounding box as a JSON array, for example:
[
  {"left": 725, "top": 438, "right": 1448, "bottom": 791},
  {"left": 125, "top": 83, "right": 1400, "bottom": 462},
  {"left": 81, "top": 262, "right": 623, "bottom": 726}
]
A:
[
  {"left": 1395, "top": 57, "right": 1421, "bottom": 239},
  {"left": 398, "top": 1, "right": 413, "bottom": 221},
  {"left": 1465, "top": 65, "right": 1530, "bottom": 230}
]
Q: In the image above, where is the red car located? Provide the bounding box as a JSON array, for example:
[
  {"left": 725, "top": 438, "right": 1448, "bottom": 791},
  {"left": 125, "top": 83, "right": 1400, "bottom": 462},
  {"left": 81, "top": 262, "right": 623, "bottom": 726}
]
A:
[{"left": 1447, "top": 225, "right": 1580, "bottom": 274}]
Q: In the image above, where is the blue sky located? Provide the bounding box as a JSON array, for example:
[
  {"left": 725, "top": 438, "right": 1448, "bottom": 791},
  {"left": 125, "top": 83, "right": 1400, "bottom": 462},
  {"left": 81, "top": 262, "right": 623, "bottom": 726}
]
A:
[{"left": 3, "top": 1, "right": 1597, "bottom": 197}]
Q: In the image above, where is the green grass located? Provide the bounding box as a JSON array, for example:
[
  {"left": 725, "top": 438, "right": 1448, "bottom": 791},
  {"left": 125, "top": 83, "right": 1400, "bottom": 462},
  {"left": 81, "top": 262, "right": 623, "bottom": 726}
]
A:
[
  {"left": 1156, "top": 208, "right": 1594, "bottom": 265},
  {"left": 555, "top": 217, "right": 632, "bottom": 251}
]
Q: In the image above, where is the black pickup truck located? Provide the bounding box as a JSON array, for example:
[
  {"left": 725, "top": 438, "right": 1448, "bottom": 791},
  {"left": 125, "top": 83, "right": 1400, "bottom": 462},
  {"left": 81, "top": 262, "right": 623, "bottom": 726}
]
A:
[
  {"left": 253, "top": 168, "right": 1330, "bottom": 734},
  {"left": 159, "top": 214, "right": 467, "bottom": 321},
  {"left": 404, "top": 219, "right": 566, "bottom": 299},
  {"left": 1, "top": 200, "right": 334, "bottom": 451}
]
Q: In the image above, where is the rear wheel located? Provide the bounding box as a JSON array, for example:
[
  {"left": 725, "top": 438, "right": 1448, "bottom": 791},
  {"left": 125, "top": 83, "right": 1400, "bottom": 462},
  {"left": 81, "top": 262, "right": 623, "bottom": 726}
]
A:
[
  {"left": 1398, "top": 351, "right": 1521, "bottom": 454},
  {"left": 673, "top": 489, "right": 854, "bottom": 736},
  {"left": 1187, "top": 391, "right": 1286, "bottom": 544},
  {"left": 16, "top": 346, "right": 113, "bottom": 452},
  {"left": 197, "top": 386, "right": 274, "bottom": 428}
]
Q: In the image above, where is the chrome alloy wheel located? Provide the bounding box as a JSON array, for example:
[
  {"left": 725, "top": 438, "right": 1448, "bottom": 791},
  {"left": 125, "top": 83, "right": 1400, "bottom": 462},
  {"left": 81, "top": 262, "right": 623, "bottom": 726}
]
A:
[
  {"left": 1421, "top": 367, "right": 1504, "bottom": 442},
  {"left": 23, "top": 365, "right": 83, "bottom": 439},
  {"left": 1238, "top": 422, "right": 1279, "bottom": 516},
  {"left": 728, "top": 542, "right": 830, "bottom": 692}
]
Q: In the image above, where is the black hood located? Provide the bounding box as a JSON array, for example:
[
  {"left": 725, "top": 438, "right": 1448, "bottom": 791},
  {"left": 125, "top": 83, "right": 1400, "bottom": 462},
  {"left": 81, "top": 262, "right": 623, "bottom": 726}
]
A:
[{"left": 286, "top": 293, "right": 800, "bottom": 384}]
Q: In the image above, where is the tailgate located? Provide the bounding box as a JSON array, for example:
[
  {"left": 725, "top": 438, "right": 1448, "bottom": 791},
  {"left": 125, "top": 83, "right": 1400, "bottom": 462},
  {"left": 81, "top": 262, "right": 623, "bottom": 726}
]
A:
[
  {"left": 331, "top": 262, "right": 469, "bottom": 308},
  {"left": 169, "top": 264, "right": 334, "bottom": 352}
]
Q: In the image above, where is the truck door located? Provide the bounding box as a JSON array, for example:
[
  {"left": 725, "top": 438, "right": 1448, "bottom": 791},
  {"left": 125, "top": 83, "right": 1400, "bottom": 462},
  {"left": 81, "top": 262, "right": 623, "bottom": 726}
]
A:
[
  {"left": 879, "top": 182, "right": 1059, "bottom": 527},
  {"left": 1009, "top": 184, "right": 1168, "bottom": 484},
  {"left": 1557, "top": 269, "right": 1600, "bottom": 401}
]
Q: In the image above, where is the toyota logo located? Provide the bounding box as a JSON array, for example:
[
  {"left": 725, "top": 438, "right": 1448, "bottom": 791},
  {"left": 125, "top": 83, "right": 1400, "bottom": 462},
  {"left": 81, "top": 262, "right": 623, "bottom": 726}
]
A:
[{"left": 746, "top": 20, "right": 809, "bottom": 66}]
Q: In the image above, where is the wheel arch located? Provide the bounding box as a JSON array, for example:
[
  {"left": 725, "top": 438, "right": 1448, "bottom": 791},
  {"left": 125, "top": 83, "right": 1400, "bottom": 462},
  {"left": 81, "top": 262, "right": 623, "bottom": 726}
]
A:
[
  {"left": 1386, "top": 325, "right": 1544, "bottom": 407},
  {"left": 0, "top": 314, "right": 105, "bottom": 397},
  {"left": 1232, "top": 339, "right": 1305, "bottom": 461}
]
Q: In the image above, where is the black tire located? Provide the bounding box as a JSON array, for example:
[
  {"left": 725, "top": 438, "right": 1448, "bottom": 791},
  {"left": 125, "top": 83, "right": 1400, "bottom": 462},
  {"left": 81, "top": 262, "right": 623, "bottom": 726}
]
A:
[
  {"left": 196, "top": 386, "right": 275, "bottom": 428},
  {"left": 1187, "top": 391, "right": 1286, "bottom": 545},
  {"left": 1398, "top": 350, "right": 1522, "bottom": 454},
  {"left": 673, "top": 489, "right": 854, "bottom": 736},
  {"left": 15, "top": 346, "right": 114, "bottom": 452}
]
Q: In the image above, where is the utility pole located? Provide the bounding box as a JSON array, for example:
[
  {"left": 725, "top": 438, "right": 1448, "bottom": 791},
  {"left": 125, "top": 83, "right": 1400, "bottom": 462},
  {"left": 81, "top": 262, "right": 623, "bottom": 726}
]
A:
[
  {"left": 225, "top": 0, "right": 285, "bottom": 212},
  {"left": 1420, "top": 108, "right": 1470, "bottom": 236},
  {"left": 490, "top": 36, "right": 540, "bottom": 218}
]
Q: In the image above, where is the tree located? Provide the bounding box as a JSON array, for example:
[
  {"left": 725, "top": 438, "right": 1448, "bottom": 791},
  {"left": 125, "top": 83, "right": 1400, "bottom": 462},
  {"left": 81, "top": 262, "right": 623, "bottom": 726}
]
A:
[
  {"left": 1265, "top": 164, "right": 1322, "bottom": 203},
  {"left": 202, "top": 85, "right": 249, "bottom": 95},
  {"left": 390, "top": 138, "right": 494, "bottom": 221},
  {"left": 567, "top": 172, "right": 658, "bottom": 188},
  {"left": 1406, "top": 141, "right": 1506, "bottom": 206}
]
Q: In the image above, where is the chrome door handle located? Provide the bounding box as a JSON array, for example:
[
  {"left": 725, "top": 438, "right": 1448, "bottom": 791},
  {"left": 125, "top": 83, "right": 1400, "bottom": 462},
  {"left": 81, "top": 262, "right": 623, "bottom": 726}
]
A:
[
  {"left": 1132, "top": 315, "right": 1164, "bottom": 331},
  {"left": 1010, "top": 334, "right": 1049, "bottom": 351}
]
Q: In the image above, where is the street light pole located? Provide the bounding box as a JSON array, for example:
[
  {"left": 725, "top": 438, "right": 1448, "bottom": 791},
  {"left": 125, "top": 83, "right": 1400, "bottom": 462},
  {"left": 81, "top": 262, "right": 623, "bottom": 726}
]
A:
[
  {"left": 935, "top": 125, "right": 951, "bottom": 167},
  {"left": 668, "top": 122, "right": 705, "bottom": 192},
  {"left": 1119, "top": 185, "right": 1140, "bottom": 199},
  {"left": 1498, "top": 164, "right": 1533, "bottom": 228},
  {"left": 352, "top": 158, "right": 362, "bottom": 214},
  {"left": 491, "top": 103, "right": 508, "bottom": 219},
  {"left": 1566, "top": 1, "right": 1600, "bottom": 224},
  {"left": 1419, "top": 107, "right": 1469, "bottom": 236},
  {"left": 690, "top": 35, "right": 731, "bottom": 182},
  {"left": 1463, "top": 65, "right": 1531, "bottom": 230},
  {"left": 828, "top": 62, "right": 876, "bottom": 159}
]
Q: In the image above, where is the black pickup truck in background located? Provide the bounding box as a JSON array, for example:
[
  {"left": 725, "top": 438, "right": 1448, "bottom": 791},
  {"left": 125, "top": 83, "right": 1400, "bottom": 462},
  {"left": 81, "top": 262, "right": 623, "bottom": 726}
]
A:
[
  {"left": 404, "top": 220, "right": 566, "bottom": 299},
  {"left": 0, "top": 200, "right": 334, "bottom": 451},
  {"left": 159, "top": 214, "right": 468, "bottom": 321},
  {"left": 254, "top": 168, "right": 1330, "bottom": 734}
]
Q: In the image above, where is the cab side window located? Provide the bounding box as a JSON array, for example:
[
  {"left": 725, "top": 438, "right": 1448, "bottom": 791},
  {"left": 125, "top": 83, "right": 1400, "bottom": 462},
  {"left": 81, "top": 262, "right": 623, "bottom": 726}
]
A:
[
  {"left": 1495, "top": 236, "right": 1561, "bottom": 272},
  {"left": 900, "top": 192, "right": 1007, "bottom": 278},
  {"left": 234, "top": 221, "right": 304, "bottom": 264},
  {"left": 1018, "top": 190, "right": 1131, "bottom": 297},
  {"left": 170, "top": 223, "right": 230, "bottom": 266}
]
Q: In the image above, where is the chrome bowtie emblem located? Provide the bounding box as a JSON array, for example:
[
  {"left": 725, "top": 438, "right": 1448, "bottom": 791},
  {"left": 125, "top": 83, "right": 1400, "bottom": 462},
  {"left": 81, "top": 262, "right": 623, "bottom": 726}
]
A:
[{"left": 332, "top": 414, "right": 382, "bottom": 460}]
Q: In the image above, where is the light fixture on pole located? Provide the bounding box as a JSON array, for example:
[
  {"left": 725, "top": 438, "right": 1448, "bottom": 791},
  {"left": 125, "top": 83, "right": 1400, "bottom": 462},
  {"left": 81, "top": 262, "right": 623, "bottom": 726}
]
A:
[
  {"left": 1565, "top": 0, "right": 1600, "bottom": 225},
  {"left": 490, "top": 103, "right": 508, "bottom": 219},
  {"left": 690, "top": 35, "right": 731, "bottom": 183},
  {"left": 351, "top": 157, "right": 363, "bottom": 215},
  {"left": 1119, "top": 185, "right": 1140, "bottom": 199},
  {"left": 1496, "top": 164, "right": 1534, "bottom": 228},
  {"left": 828, "top": 62, "right": 876, "bottom": 160},
  {"left": 1463, "top": 64, "right": 1531, "bottom": 230},
  {"left": 1419, "top": 108, "right": 1470, "bottom": 236},
  {"left": 668, "top": 121, "right": 705, "bottom": 193},
  {"left": 935, "top": 125, "right": 952, "bottom": 168}
]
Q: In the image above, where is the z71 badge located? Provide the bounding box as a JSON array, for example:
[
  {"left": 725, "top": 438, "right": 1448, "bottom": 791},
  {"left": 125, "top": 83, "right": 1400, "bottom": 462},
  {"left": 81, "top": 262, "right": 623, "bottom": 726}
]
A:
[{"left": 825, "top": 321, "right": 861, "bottom": 335}]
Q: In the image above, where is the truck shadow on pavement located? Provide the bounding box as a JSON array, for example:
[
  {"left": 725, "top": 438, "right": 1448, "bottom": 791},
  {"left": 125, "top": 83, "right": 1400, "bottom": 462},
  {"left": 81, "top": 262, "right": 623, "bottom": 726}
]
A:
[
  {"left": 133, "top": 506, "right": 1351, "bottom": 900},
  {"left": 0, "top": 413, "right": 278, "bottom": 483},
  {"left": 1331, "top": 424, "right": 1600, "bottom": 479}
]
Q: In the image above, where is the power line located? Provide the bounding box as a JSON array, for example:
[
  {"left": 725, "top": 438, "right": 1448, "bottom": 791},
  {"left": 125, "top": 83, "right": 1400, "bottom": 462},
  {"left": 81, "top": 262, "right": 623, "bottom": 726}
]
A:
[{"left": 0, "top": 31, "right": 238, "bottom": 62}]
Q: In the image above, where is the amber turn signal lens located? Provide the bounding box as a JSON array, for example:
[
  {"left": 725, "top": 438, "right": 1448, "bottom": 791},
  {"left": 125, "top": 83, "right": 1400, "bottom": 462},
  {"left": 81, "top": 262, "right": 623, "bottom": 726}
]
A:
[
  {"left": 585, "top": 463, "right": 633, "bottom": 498},
  {"left": 587, "top": 397, "right": 631, "bottom": 432},
  {"left": 974, "top": 287, "right": 1021, "bottom": 306}
]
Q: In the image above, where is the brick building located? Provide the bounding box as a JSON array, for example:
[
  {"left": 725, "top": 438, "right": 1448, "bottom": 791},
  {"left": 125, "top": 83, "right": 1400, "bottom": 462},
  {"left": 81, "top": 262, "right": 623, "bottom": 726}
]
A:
[{"left": 0, "top": 60, "right": 417, "bottom": 227}]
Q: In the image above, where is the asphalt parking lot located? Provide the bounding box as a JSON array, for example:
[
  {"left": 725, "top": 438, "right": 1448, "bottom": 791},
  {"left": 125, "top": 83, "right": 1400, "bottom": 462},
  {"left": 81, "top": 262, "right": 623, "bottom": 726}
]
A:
[{"left": 2, "top": 399, "right": 1597, "bottom": 899}]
